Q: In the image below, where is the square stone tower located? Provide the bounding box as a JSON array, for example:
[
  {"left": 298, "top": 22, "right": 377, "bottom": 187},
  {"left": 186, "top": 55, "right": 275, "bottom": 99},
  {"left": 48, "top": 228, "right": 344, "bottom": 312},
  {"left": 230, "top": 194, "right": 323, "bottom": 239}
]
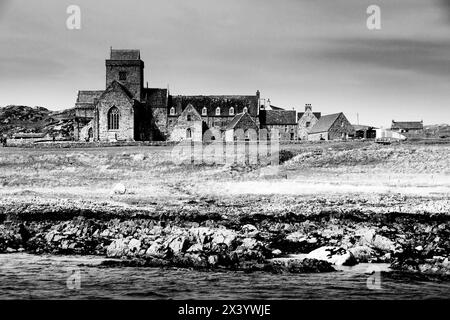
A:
[{"left": 105, "top": 49, "right": 144, "bottom": 101}]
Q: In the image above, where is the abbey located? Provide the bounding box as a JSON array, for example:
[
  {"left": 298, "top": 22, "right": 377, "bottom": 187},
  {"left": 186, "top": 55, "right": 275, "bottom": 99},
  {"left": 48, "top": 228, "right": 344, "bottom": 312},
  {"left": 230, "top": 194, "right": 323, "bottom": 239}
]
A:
[{"left": 74, "top": 49, "right": 262, "bottom": 142}]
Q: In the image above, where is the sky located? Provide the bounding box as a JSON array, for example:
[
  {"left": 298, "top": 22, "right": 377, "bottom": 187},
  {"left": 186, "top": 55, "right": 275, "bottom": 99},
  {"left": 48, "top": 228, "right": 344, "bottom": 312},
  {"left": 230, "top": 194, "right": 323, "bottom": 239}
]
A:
[{"left": 0, "top": 0, "right": 449, "bottom": 127}]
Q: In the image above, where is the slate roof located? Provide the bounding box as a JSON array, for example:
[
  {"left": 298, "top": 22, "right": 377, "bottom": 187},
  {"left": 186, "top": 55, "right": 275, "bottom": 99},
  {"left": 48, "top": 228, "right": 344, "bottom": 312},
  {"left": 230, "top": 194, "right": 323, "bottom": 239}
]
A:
[
  {"left": 259, "top": 110, "right": 297, "bottom": 125},
  {"left": 353, "top": 124, "right": 378, "bottom": 131},
  {"left": 297, "top": 112, "right": 322, "bottom": 122},
  {"left": 309, "top": 113, "right": 342, "bottom": 133},
  {"left": 99, "top": 80, "right": 135, "bottom": 100},
  {"left": 226, "top": 112, "right": 258, "bottom": 130},
  {"left": 268, "top": 105, "right": 285, "bottom": 111},
  {"left": 226, "top": 113, "right": 245, "bottom": 130},
  {"left": 391, "top": 121, "right": 423, "bottom": 130},
  {"left": 110, "top": 49, "right": 140, "bottom": 60},
  {"left": 75, "top": 91, "right": 103, "bottom": 108},
  {"left": 168, "top": 95, "right": 258, "bottom": 117},
  {"left": 143, "top": 88, "right": 168, "bottom": 107}
]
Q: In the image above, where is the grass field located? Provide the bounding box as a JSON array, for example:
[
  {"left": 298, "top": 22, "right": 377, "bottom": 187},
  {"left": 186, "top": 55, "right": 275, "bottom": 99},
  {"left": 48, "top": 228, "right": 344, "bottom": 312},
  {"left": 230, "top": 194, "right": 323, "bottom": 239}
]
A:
[{"left": 0, "top": 141, "right": 449, "bottom": 210}]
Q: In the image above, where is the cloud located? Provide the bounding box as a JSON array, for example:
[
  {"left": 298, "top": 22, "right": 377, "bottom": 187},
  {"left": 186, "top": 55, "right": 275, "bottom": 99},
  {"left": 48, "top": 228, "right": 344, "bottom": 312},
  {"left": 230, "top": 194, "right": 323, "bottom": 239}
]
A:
[{"left": 312, "top": 36, "right": 450, "bottom": 79}]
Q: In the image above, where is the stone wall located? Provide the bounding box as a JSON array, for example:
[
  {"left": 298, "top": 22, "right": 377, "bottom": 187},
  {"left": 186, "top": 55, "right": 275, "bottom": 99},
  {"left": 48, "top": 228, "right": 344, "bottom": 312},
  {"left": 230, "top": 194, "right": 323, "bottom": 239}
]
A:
[
  {"left": 169, "top": 104, "right": 204, "bottom": 142},
  {"left": 298, "top": 111, "right": 319, "bottom": 140},
  {"left": 262, "top": 124, "right": 297, "bottom": 141},
  {"left": 309, "top": 114, "right": 354, "bottom": 141},
  {"left": 105, "top": 60, "right": 144, "bottom": 100},
  {"left": 328, "top": 113, "right": 355, "bottom": 140},
  {"left": 97, "top": 90, "right": 135, "bottom": 142}
]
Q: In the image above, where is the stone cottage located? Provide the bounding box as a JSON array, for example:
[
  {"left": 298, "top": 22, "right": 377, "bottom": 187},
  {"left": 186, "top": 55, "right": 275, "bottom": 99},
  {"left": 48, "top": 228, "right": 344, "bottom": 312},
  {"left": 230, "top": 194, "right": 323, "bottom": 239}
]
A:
[
  {"left": 297, "top": 104, "right": 321, "bottom": 140},
  {"left": 308, "top": 112, "right": 354, "bottom": 141},
  {"left": 259, "top": 107, "right": 297, "bottom": 141}
]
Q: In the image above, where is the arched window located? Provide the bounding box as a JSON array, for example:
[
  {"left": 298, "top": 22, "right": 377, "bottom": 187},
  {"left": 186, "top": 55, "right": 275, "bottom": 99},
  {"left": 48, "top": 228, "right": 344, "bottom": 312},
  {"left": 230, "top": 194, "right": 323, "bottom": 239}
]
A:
[
  {"left": 243, "top": 107, "right": 248, "bottom": 113},
  {"left": 108, "top": 107, "right": 119, "bottom": 130},
  {"left": 187, "top": 115, "right": 192, "bottom": 121},
  {"left": 202, "top": 107, "right": 207, "bottom": 116},
  {"left": 170, "top": 107, "right": 175, "bottom": 116},
  {"left": 229, "top": 107, "right": 234, "bottom": 116},
  {"left": 215, "top": 107, "right": 221, "bottom": 116},
  {"left": 186, "top": 128, "right": 192, "bottom": 139}
]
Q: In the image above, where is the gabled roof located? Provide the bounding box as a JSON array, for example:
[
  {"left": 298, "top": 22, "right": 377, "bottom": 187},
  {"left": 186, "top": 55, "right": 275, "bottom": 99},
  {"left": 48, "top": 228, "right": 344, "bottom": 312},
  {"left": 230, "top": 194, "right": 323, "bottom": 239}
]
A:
[
  {"left": 259, "top": 110, "right": 296, "bottom": 125},
  {"left": 226, "top": 112, "right": 257, "bottom": 130},
  {"left": 179, "top": 103, "right": 202, "bottom": 121},
  {"left": 297, "top": 112, "right": 322, "bottom": 122},
  {"left": 309, "top": 113, "right": 342, "bottom": 133},
  {"left": 391, "top": 121, "right": 423, "bottom": 130},
  {"left": 268, "top": 105, "right": 284, "bottom": 111},
  {"left": 99, "top": 80, "right": 134, "bottom": 101},
  {"left": 110, "top": 49, "right": 140, "bottom": 60},
  {"left": 226, "top": 113, "right": 245, "bottom": 130},
  {"left": 75, "top": 91, "right": 103, "bottom": 109},
  {"left": 353, "top": 124, "right": 378, "bottom": 131},
  {"left": 169, "top": 95, "right": 258, "bottom": 117}
]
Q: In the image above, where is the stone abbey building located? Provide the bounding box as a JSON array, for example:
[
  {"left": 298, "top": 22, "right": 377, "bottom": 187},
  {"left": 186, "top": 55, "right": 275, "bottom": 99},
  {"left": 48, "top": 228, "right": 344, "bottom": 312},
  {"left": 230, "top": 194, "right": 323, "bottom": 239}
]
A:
[
  {"left": 74, "top": 49, "right": 261, "bottom": 142},
  {"left": 73, "top": 48, "right": 354, "bottom": 142}
]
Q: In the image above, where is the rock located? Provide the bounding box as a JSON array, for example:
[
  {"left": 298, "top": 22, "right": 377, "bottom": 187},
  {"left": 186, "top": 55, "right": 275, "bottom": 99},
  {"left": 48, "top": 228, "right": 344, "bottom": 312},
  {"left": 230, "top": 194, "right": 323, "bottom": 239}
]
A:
[
  {"left": 269, "top": 258, "right": 335, "bottom": 273},
  {"left": 112, "top": 183, "right": 127, "bottom": 195},
  {"left": 241, "top": 224, "right": 258, "bottom": 237},
  {"left": 349, "top": 246, "right": 376, "bottom": 263},
  {"left": 190, "top": 227, "right": 214, "bottom": 244},
  {"left": 208, "top": 255, "right": 219, "bottom": 266},
  {"left": 187, "top": 243, "right": 203, "bottom": 253},
  {"left": 128, "top": 239, "right": 141, "bottom": 253},
  {"left": 167, "top": 236, "right": 188, "bottom": 254},
  {"left": 286, "top": 231, "right": 307, "bottom": 243},
  {"left": 132, "top": 153, "right": 146, "bottom": 161},
  {"left": 272, "top": 249, "right": 282, "bottom": 256},
  {"left": 356, "top": 228, "right": 395, "bottom": 252},
  {"left": 240, "top": 238, "right": 259, "bottom": 250},
  {"left": 211, "top": 229, "right": 236, "bottom": 248},
  {"left": 306, "top": 246, "right": 357, "bottom": 266},
  {"left": 415, "top": 245, "right": 424, "bottom": 251},
  {"left": 146, "top": 241, "right": 166, "bottom": 258},
  {"left": 106, "top": 239, "right": 128, "bottom": 257}
]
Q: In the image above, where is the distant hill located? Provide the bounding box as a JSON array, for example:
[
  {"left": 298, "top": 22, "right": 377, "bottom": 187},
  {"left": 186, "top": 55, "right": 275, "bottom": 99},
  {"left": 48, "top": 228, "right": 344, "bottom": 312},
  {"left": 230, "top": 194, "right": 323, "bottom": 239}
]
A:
[{"left": 0, "top": 105, "right": 76, "bottom": 139}]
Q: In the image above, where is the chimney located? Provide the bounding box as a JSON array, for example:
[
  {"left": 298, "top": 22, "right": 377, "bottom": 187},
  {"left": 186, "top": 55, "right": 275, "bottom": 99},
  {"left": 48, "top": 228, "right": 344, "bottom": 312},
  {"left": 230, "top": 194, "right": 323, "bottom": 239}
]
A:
[
  {"left": 267, "top": 99, "right": 271, "bottom": 109},
  {"left": 305, "top": 103, "right": 312, "bottom": 112}
]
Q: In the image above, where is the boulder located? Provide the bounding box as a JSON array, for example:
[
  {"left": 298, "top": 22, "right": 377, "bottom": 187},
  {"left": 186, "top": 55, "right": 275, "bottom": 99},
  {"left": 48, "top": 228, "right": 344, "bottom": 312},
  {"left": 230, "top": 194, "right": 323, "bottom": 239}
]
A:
[
  {"left": 286, "top": 231, "right": 307, "bottom": 243},
  {"left": 146, "top": 241, "right": 166, "bottom": 258},
  {"left": 190, "top": 227, "right": 214, "bottom": 244},
  {"left": 211, "top": 229, "right": 236, "bottom": 248},
  {"left": 349, "top": 245, "right": 376, "bottom": 263},
  {"left": 106, "top": 239, "right": 128, "bottom": 257},
  {"left": 128, "top": 239, "right": 141, "bottom": 253},
  {"left": 167, "top": 236, "right": 188, "bottom": 254},
  {"left": 240, "top": 238, "right": 260, "bottom": 250},
  {"left": 241, "top": 224, "right": 259, "bottom": 237},
  {"left": 112, "top": 183, "right": 127, "bottom": 195},
  {"left": 187, "top": 243, "right": 203, "bottom": 253},
  {"left": 306, "top": 246, "right": 357, "bottom": 266},
  {"left": 132, "top": 153, "right": 146, "bottom": 161}
]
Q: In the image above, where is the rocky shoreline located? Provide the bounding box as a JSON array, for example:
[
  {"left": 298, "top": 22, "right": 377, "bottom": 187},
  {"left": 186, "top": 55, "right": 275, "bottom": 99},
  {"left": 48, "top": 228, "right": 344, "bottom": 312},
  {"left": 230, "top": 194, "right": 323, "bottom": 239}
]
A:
[{"left": 1, "top": 195, "right": 449, "bottom": 275}]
